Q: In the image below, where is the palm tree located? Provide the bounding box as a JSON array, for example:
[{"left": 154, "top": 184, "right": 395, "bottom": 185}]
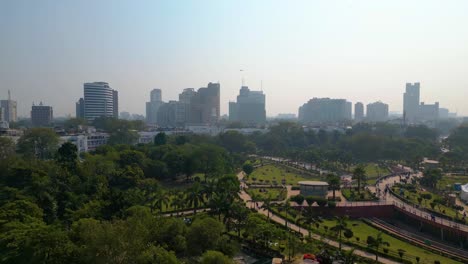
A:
[
  {"left": 150, "top": 190, "right": 170, "bottom": 212},
  {"left": 208, "top": 192, "right": 229, "bottom": 221},
  {"left": 202, "top": 179, "right": 217, "bottom": 201},
  {"left": 170, "top": 191, "right": 185, "bottom": 216},
  {"left": 366, "top": 232, "right": 390, "bottom": 263},
  {"left": 352, "top": 166, "right": 367, "bottom": 194},
  {"left": 250, "top": 193, "right": 260, "bottom": 209},
  {"left": 282, "top": 200, "right": 292, "bottom": 228},
  {"left": 260, "top": 197, "right": 273, "bottom": 221},
  {"left": 297, "top": 207, "right": 318, "bottom": 239},
  {"left": 331, "top": 216, "right": 352, "bottom": 251},
  {"left": 326, "top": 173, "right": 341, "bottom": 200},
  {"left": 186, "top": 182, "right": 204, "bottom": 214}
]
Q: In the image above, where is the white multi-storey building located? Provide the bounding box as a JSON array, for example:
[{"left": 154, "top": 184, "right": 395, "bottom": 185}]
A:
[
  {"left": 1, "top": 90, "right": 17, "bottom": 122},
  {"left": 82, "top": 82, "right": 117, "bottom": 121}
]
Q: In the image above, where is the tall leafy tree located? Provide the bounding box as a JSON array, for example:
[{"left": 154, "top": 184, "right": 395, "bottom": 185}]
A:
[
  {"left": 326, "top": 173, "right": 341, "bottom": 200},
  {"left": 186, "top": 182, "right": 205, "bottom": 214},
  {"left": 154, "top": 132, "right": 167, "bottom": 146},
  {"left": 56, "top": 142, "right": 78, "bottom": 171},
  {"left": 352, "top": 166, "right": 367, "bottom": 194},
  {"left": 186, "top": 217, "right": 224, "bottom": 256},
  {"left": 17, "top": 128, "right": 59, "bottom": 159},
  {"left": 0, "top": 137, "right": 15, "bottom": 160}
]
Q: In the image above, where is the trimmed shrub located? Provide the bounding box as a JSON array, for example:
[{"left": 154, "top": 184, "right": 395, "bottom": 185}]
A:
[
  {"left": 291, "top": 194, "right": 305, "bottom": 205},
  {"left": 316, "top": 198, "right": 327, "bottom": 207}
]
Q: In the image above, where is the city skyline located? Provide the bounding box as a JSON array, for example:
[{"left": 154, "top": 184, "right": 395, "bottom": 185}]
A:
[{"left": 1, "top": 1, "right": 468, "bottom": 117}]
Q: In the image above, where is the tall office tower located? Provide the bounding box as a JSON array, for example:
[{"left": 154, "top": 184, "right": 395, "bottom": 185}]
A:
[
  {"left": 156, "top": 100, "right": 178, "bottom": 127},
  {"left": 146, "top": 88, "right": 164, "bottom": 124},
  {"left": 0, "top": 90, "right": 18, "bottom": 122},
  {"left": 83, "top": 82, "right": 116, "bottom": 121},
  {"left": 403, "top": 82, "right": 420, "bottom": 123},
  {"left": 176, "top": 88, "right": 196, "bottom": 125},
  {"left": 150, "top": 88, "right": 162, "bottom": 102},
  {"left": 189, "top": 82, "right": 220, "bottom": 125},
  {"left": 229, "top": 86, "right": 266, "bottom": 125},
  {"left": 112, "top": 90, "right": 119, "bottom": 118},
  {"left": 366, "top": 101, "right": 389, "bottom": 122},
  {"left": 345, "top": 101, "right": 352, "bottom": 120},
  {"left": 354, "top": 102, "right": 364, "bottom": 121},
  {"left": 31, "top": 102, "right": 53, "bottom": 127},
  {"left": 76, "top": 98, "right": 85, "bottom": 118},
  {"left": 0, "top": 107, "right": 3, "bottom": 121},
  {"left": 298, "top": 98, "right": 352, "bottom": 124}
]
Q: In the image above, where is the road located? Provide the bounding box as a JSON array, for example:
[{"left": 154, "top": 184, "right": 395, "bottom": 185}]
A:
[{"left": 237, "top": 172, "right": 400, "bottom": 264}]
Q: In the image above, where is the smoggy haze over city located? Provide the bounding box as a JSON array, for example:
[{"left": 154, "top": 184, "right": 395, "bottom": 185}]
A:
[{"left": 1, "top": 0, "right": 468, "bottom": 117}]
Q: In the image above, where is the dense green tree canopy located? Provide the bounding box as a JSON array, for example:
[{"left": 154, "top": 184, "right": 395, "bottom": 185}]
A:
[{"left": 17, "top": 128, "right": 59, "bottom": 159}]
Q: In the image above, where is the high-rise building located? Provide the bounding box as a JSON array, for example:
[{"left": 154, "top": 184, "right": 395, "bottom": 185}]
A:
[
  {"left": 76, "top": 98, "right": 85, "bottom": 118},
  {"left": 229, "top": 86, "right": 266, "bottom": 125},
  {"left": 146, "top": 88, "right": 164, "bottom": 124},
  {"left": 189, "top": 82, "right": 220, "bottom": 125},
  {"left": 112, "top": 90, "right": 119, "bottom": 118},
  {"left": 354, "top": 102, "right": 364, "bottom": 121},
  {"left": 151, "top": 89, "right": 162, "bottom": 102},
  {"left": 366, "top": 101, "right": 389, "bottom": 122},
  {"left": 229, "top": 102, "right": 238, "bottom": 121},
  {"left": 298, "top": 98, "right": 352, "bottom": 124},
  {"left": 157, "top": 100, "right": 178, "bottom": 127},
  {"left": 82, "top": 82, "right": 117, "bottom": 121},
  {"left": 0, "top": 90, "right": 17, "bottom": 122},
  {"left": 176, "top": 88, "right": 196, "bottom": 125},
  {"left": 0, "top": 107, "right": 3, "bottom": 122},
  {"left": 403, "top": 82, "right": 420, "bottom": 123},
  {"left": 31, "top": 102, "right": 53, "bottom": 127},
  {"left": 418, "top": 102, "right": 439, "bottom": 121}
]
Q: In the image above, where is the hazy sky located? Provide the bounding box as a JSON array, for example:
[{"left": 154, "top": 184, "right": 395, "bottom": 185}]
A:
[{"left": 1, "top": 0, "right": 468, "bottom": 117}]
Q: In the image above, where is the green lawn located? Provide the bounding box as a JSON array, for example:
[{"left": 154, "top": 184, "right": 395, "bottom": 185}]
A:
[
  {"left": 246, "top": 187, "right": 287, "bottom": 201},
  {"left": 270, "top": 208, "right": 462, "bottom": 264},
  {"left": 438, "top": 174, "right": 468, "bottom": 190},
  {"left": 350, "top": 163, "right": 390, "bottom": 182},
  {"left": 392, "top": 186, "right": 465, "bottom": 222},
  {"left": 335, "top": 220, "right": 461, "bottom": 264},
  {"left": 247, "top": 164, "right": 321, "bottom": 187}
]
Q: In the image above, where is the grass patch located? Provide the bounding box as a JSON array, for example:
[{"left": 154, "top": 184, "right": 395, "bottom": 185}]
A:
[
  {"left": 246, "top": 187, "right": 287, "bottom": 201},
  {"left": 247, "top": 164, "right": 321, "bottom": 187},
  {"left": 350, "top": 163, "right": 390, "bottom": 182},
  {"left": 438, "top": 174, "right": 468, "bottom": 190},
  {"left": 269, "top": 207, "right": 462, "bottom": 264}
]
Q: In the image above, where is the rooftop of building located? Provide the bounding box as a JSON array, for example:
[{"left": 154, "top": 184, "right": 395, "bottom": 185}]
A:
[{"left": 298, "top": 181, "right": 329, "bottom": 186}]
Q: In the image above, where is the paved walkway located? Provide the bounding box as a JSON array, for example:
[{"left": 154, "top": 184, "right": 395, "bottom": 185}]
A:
[
  {"left": 237, "top": 172, "right": 399, "bottom": 264},
  {"left": 375, "top": 171, "right": 468, "bottom": 233}
]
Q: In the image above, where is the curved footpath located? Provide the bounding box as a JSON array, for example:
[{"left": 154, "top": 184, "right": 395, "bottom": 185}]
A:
[
  {"left": 375, "top": 172, "right": 468, "bottom": 233},
  {"left": 237, "top": 172, "right": 399, "bottom": 264}
]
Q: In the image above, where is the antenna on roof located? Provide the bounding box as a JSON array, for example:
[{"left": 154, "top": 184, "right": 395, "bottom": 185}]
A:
[
  {"left": 261, "top": 80, "right": 263, "bottom": 92},
  {"left": 240, "top": 69, "right": 245, "bottom": 86},
  {"left": 8, "top": 90, "right": 11, "bottom": 100}
]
